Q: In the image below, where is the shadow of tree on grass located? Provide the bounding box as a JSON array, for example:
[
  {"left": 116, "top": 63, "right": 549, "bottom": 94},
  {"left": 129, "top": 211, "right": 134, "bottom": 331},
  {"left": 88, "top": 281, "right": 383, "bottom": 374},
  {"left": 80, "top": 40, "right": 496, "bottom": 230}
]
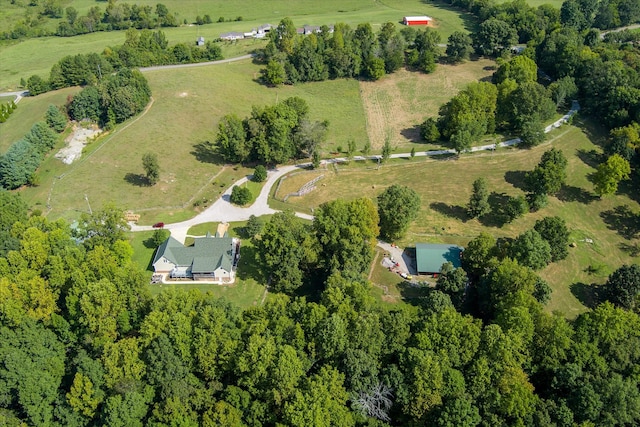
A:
[
  {"left": 124, "top": 173, "right": 148, "bottom": 187},
  {"left": 430, "top": 202, "right": 468, "bottom": 222},
  {"left": 478, "top": 192, "right": 511, "bottom": 228},
  {"left": 600, "top": 205, "right": 640, "bottom": 240},
  {"left": 556, "top": 184, "right": 598, "bottom": 204},
  {"left": 400, "top": 125, "right": 422, "bottom": 143},
  {"left": 619, "top": 242, "right": 640, "bottom": 257},
  {"left": 191, "top": 140, "right": 224, "bottom": 164},
  {"left": 235, "top": 245, "right": 266, "bottom": 284},
  {"left": 504, "top": 170, "right": 528, "bottom": 191},
  {"left": 576, "top": 148, "right": 603, "bottom": 169},
  {"left": 570, "top": 282, "right": 603, "bottom": 309}
]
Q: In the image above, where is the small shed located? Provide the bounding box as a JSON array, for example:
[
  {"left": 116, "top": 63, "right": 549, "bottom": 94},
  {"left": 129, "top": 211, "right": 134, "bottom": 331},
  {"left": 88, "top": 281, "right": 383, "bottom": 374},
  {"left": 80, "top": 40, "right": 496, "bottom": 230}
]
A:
[
  {"left": 403, "top": 16, "right": 433, "bottom": 26},
  {"left": 415, "top": 243, "right": 463, "bottom": 274},
  {"left": 196, "top": 36, "right": 205, "bottom": 46}
]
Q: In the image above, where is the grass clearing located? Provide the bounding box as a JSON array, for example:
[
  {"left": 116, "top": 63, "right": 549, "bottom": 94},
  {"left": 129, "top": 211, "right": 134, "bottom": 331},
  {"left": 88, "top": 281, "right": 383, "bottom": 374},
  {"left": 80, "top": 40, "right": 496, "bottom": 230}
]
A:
[
  {"left": 0, "top": 87, "right": 79, "bottom": 154},
  {"left": 270, "top": 122, "right": 640, "bottom": 318},
  {"left": 360, "top": 57, "right": 496, "bottom": 150},
  {"left": 18, "top": 58, "right": 368, "bottom": 224}
]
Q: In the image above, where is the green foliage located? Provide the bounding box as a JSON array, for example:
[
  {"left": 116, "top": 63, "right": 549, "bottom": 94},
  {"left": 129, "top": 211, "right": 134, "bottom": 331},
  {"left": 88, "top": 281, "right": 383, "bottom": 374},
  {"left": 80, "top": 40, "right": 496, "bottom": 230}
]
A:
[
  {"left": 26, "top": 75, "right": 49, "bottom": 96},
  {"left": 216, "top": 97, "right": 321, "bottom": 165},
  {"left": 263, "top": 60, "right": 286, "bottom": 86},
  {"left": 0, "top": 191, "right": 28, "bottom": 256},
  {"left": 519, "top": 118, "right": 546, "bottom": 147},
  {"left": 420, "top": 117, "right": 441, "bottom": 143},
  {"left": 446, "top": 31, "right": 473, "bottom": 63},
  {"left": 473, "top": 18, "right": 518, "bottom": 57},
  {"left": 438, "top": 81, "right": 498, "bottom": 147},
  {"left": 462, "top": 232, "right": 497, "bottom": 278},
  {"left": 602, "top": 264, "right": 640, "bottom": 310},
  {"left": 68, "top": 68, "right": 151, "bottom": 126},
  {"left": 534, "top": 216, "right": 570, "bottom": 262},
  {"left": 377, "top": 184, "right": 421, "bottom": 240},
  {"left": 510, "top": 229, "right": 552, "bottom": 270},
  {"left": 593, "top": 154, "right": 631, "bottom": 196},
  {"left": 503, "top": 194, "right": 529, "bottom": 223},
  {"left": 381, "top": 136, "right": 392, "bottom": 163},
  {"left": 549, "top": 76, "right": 578, "bottom": 108},
  {"left": 142, "top": 152, "right": 160, "bottom": 186},
  {"left": 151, "top": 229, "right": 170, "bottom": 247},
  {"left": 252, "top": 165, "right": 267, "bottom": 183},
  {"left": 525, "top": 148, "right": 568, "bottom": 196},
  {"left": 245, "top": 215, "right": 263, "bottom": 238},
  {"left": 436, "top": 262, "right": 468, "bottom": 309},
  {"left": 230, "top": 185, "right": 252, "bottom": 206},
  {"left": 254, "top": 211, "right": 318, "bottom": 294},
  {"left": 45, "top": 104, "right": 67, "bottom": 132},
  {"left": 467, "top": 177, "right": 491, "bottom": 219},
  {"left": 314, "top": 198, "right": 379, "bottom": 275},
  {"left": 74, "top": 203, "right": 130, "bottom": 251},
  {"left": 493, "top": 55, "right": 537, "bottom": 85}
]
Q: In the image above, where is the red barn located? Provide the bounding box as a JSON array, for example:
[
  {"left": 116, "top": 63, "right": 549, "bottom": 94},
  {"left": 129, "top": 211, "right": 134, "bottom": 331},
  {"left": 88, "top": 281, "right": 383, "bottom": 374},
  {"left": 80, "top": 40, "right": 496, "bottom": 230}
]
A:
[{"left": 403, "top": 16, "right": 433, "bottom": 26}]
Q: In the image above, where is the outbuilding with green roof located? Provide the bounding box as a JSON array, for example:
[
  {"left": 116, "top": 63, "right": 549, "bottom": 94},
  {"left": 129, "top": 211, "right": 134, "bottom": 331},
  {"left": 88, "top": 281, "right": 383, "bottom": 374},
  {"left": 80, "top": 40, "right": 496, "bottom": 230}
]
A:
[{"left": 415, "top": 243, "right": 463, "bottom": 274}]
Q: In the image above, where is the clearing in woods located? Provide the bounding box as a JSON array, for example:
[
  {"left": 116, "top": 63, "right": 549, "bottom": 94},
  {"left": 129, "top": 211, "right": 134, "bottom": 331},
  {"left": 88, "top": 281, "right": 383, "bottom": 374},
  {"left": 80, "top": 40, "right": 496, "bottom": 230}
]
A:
[
  {"left": 360, "top": 57, "right": 496, "bottom": 150},
  {"left": 269, "top": 123, "right": 640, "bottom": 318}
]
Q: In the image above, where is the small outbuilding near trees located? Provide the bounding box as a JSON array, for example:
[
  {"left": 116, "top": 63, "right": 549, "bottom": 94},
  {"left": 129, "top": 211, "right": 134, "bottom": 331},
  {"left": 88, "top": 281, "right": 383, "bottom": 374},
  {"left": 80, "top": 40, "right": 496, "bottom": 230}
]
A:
[{"left": 416, "top": 243, "right": 463, "bottom": 274}]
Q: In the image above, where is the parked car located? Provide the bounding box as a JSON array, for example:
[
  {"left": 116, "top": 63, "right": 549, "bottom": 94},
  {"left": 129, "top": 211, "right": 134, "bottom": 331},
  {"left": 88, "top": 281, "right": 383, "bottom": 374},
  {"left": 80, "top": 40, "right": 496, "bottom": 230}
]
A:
[{"left": 152, "top": 222, "right": 165, "bottom": 228}]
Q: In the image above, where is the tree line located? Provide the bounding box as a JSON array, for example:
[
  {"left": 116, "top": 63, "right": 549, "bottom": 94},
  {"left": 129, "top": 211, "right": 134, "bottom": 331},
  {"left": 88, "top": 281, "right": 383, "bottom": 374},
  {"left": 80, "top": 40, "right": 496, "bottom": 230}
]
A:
[
  {"left": 0, "top": 100, "right": 17, "bottom": 124},
  {"left": 0, "top": 105, "right": 66, "bottom": 190},
  {"left": 26, "top": 28, "right": 223, "bottom": 96},
  {"left": 260, "top": 18, "right": 447, "bottom": 85},
  {"left": 1, "top": 1, "right": 179, "bottom": 40},
  {"left": 0, "top": 197, "right": 639, "bottom": 426}
]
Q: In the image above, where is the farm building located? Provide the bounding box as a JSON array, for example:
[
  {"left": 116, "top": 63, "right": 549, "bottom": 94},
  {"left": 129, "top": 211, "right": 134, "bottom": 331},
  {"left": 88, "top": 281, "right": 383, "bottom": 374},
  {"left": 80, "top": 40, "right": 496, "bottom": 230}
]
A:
[
  {"left": 403, "top": 16, "right": 433, "bottom": 26},
  {"left": 220, "top": 31, "right": 244, "bottom": 41},
  {"left": 152, "top": 232, "right": 240, "bottom": 283},
  {"left": 415, "top": 243, "right": 463, "bottom": 274}
]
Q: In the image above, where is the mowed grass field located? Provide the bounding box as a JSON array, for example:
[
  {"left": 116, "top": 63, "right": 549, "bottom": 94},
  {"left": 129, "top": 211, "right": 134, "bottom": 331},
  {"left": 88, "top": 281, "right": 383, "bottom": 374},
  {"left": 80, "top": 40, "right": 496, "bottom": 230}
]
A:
[
  {"left": 0, "top": 87, "right": 79, "bottom": 154},
  {"left": 270, "top": 122, "right": 640, "bottom": 318},
  {"left": 16, "top": 58, "right": 368, "bottom": 224},
  {"left": 0, "top": 0, "right": 473, "bottom": 90},
  {"left": 360, "top": 57, "right": 496, "bottom": 149}
]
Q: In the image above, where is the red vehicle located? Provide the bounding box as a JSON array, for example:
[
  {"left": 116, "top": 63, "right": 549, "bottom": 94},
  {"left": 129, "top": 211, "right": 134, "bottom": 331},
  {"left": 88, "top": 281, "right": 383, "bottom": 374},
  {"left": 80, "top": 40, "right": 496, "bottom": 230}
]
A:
[{"left": 152, "top": 222, "right": 165, "bottom": 228}]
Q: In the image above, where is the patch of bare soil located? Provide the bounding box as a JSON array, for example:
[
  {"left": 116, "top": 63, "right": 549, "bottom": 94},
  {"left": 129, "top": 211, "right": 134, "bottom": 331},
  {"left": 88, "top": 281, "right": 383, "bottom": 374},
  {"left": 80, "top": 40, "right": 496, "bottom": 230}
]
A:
[{"left": 55, "top": 123, "right": 103, "bottom": 164}]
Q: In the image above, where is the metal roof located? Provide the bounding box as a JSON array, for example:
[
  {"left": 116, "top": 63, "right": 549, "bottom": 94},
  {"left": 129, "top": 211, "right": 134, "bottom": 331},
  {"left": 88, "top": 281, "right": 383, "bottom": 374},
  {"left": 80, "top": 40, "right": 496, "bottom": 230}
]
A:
[
  {"left": 415, "top": 243, "right": 463, "bottom": 274},
  {"left": 154, "top": 235, "right": 233, "bottom": 273}
]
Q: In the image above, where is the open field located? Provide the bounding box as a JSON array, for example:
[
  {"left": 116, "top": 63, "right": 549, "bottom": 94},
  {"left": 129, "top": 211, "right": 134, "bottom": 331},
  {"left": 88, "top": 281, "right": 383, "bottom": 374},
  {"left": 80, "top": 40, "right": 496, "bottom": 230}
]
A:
[
  {"left": 16, "top": 58, "right": 369, "bottom": 223},
  {"left": 360, "top": 57, "right": 496, "bottom": 149},
  {"left": 0, "top": 0, "right": 473, "bottom": 90},
  {"left": 0, "top": 87, "right": 79, "bottom": 154},
  {"left": 269, "top": 122, "right": 640, "bottom": 318}
]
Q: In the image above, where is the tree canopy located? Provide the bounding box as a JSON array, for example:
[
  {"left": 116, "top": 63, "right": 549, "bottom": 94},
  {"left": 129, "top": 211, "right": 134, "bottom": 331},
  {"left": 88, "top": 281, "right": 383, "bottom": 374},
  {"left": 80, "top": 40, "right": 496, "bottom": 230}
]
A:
[{"left": 377, "top": 185, "right": 421, "bottom": 241}]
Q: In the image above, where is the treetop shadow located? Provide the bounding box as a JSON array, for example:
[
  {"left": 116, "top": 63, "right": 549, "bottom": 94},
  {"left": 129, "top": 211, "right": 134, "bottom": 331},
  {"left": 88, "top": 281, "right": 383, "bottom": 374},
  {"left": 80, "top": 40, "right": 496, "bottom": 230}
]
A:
[
  {"left": 430, "top": 201, "right": 468, "bottom": 222},
  {"left": 600, "top": 205, "right": 640, "bottom": 240}
]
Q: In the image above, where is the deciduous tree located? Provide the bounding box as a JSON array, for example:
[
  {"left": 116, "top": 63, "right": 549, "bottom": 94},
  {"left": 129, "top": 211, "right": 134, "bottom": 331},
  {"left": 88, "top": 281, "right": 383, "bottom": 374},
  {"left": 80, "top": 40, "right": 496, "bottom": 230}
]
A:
[
  {"left": 446, "top": 31, "right": 473, "bottom": 63},
  {"left": 377, "top": 184, "right": 421, "bottom": 240},
  {"left": 467, "top": 177, "right": 491, "bottom": 219},
  {"left": 142, "top": 152, "right": 159, "bottom": 185},
  {"left": 602, "top": 264, "right": 640, "bottom": 310},
  {"left": 534, "top": 216, "right": 569, "bottom": 262},
  {"left": 592, "top": 154, "right": 631, "bottom": 196}
]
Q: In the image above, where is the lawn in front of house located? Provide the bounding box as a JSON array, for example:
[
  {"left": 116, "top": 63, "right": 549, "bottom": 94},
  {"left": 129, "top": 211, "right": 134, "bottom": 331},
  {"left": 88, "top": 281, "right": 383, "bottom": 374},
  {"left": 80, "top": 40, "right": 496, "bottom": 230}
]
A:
[
  {"left": 128, "top": 220, "right": 271, "bottom": 308},
  {"left": 269, "top": 121, "right": 640, "bottom": 318}
]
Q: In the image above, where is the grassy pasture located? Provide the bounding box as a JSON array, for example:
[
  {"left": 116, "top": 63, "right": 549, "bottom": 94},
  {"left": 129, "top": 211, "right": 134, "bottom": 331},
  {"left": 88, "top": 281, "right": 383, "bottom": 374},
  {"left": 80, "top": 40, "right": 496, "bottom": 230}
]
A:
[
  {"left": 0, "top": 0, "right": 473, "bottom": 90},
  {"left": 360, "top": 57, "right": 496, "bottom": 149},
  {"left": 270, "top": 122, "right": 640, "bottom": 318},
  {"left": 0, "top": 87, "right": 79, "bottom": 154}
]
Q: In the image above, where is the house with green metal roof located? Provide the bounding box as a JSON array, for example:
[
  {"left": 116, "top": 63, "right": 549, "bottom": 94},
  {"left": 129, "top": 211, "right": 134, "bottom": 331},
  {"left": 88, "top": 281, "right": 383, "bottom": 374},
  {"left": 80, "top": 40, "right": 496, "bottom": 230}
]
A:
[
  {"left": 152, "top": 232, "right": 238, "bottom": 283},
  {"left": 415, "top": 243, "right": 463, "bottom": 274}
]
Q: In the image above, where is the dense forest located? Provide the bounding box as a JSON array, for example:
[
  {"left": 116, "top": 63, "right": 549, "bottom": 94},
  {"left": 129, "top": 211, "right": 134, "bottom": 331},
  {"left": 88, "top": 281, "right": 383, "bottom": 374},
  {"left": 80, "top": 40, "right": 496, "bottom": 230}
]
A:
[{"left": 0, "top": 196, "right": 639, "bottom": 426}]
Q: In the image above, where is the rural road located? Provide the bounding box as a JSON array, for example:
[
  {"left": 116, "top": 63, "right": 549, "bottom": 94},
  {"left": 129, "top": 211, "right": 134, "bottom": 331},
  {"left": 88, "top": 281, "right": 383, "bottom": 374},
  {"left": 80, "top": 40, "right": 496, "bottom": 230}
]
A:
[
  {"left": 139, "top": 54, "right": 254, "bottom": 72},
  {"left": 130, "top": 99, "right": 579, "bottom": 243},
  {"left": 0, "top": 90, "right": 29, "bottom": 103}
]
